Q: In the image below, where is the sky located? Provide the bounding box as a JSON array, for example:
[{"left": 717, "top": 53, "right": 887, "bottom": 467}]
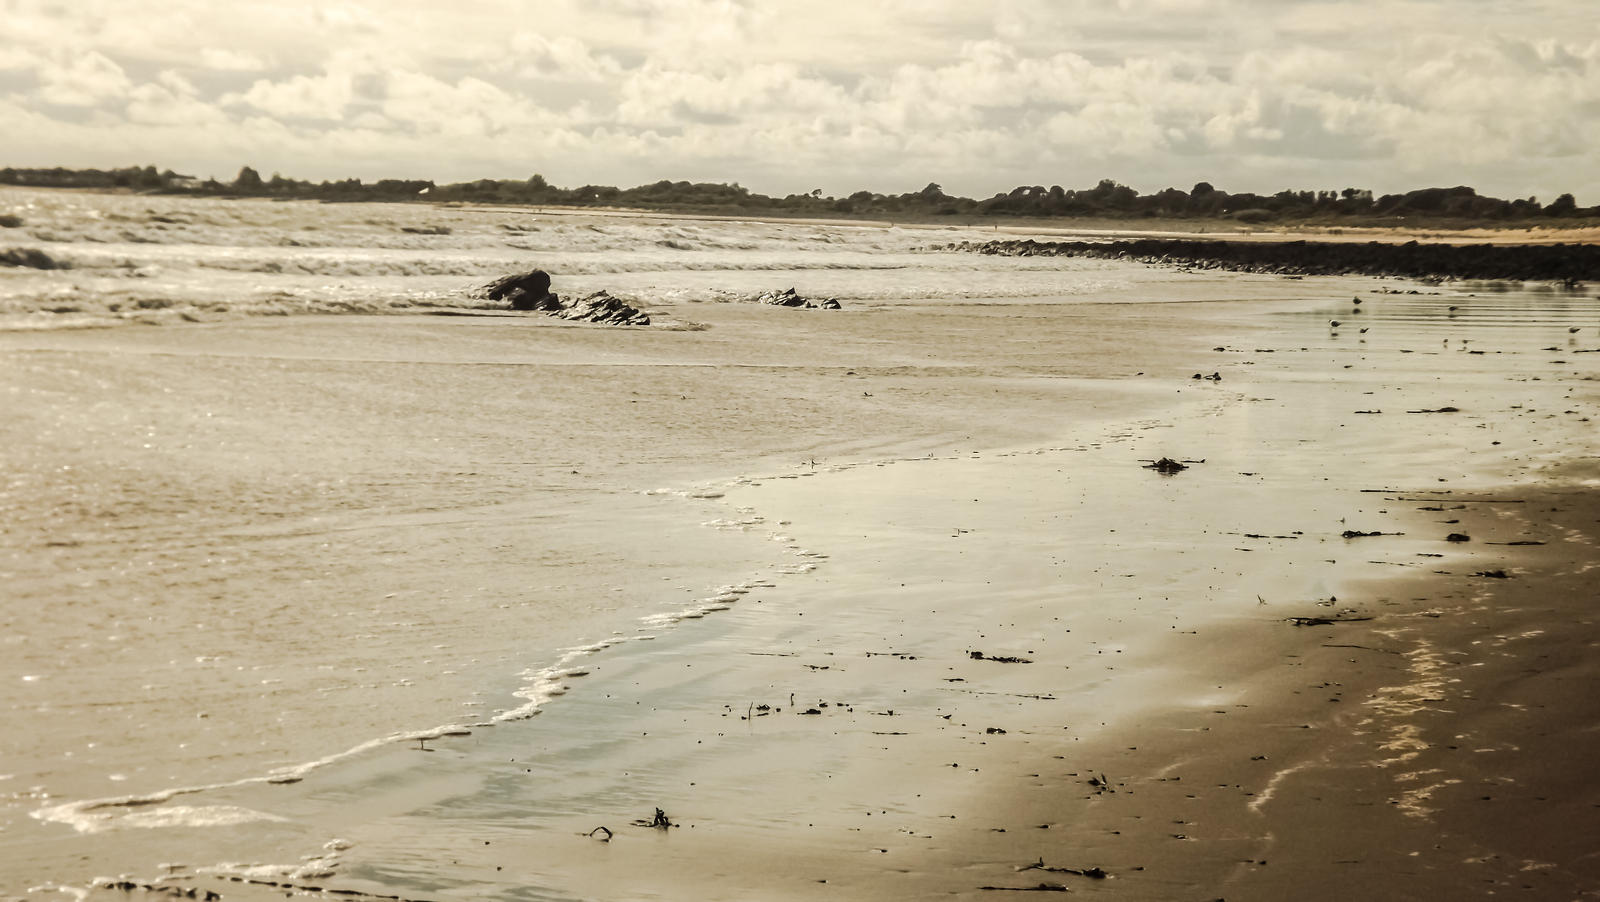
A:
[{"left": 2, "top": 0, "right": 1597, "bottom": 202}]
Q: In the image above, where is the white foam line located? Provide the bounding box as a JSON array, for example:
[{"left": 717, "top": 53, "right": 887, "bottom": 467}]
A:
[
  {"left": 1248, "top": 758, "right": 1320, "bottom": 814},
  {"left": 36, "top": 459, "right": 837, "bottom": 835},
  {"left": 33, "top": 632, "right": 650, "bottom": 833}
]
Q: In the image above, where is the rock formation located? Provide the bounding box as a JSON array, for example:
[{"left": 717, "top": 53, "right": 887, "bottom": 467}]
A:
[
  {"left": 555, "top": 290, "right": 651, "bottom": 326},
  {"left": 474, "top": 269, "right": 650, "bottom": 325},
  {"left": 755, "top": 287, "right": 842, "bottom": 309},
  {"left": 479, "top": 269, "right": 554, "bottom": 310}
]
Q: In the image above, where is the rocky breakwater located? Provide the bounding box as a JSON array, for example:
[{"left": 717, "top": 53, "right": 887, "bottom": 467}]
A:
[
  {"left": 945, "top": 238, "right": 1600, "bottom": 284},
  {"left": 476, "top": 269, "right": 651, "bottom": 326}
]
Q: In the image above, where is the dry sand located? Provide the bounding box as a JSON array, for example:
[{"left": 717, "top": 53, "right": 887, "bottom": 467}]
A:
[{"left": 2, "top": 199, "right": 1598, "bottom": 901}]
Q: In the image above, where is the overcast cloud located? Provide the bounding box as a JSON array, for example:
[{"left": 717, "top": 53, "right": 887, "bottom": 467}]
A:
[{"left": 2, "top": 0, "right": 1596, "bottom": 201}]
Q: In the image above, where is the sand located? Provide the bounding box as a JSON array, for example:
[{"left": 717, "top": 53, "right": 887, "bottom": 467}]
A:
[{"left": 2, "top": 191, "right": 1599, "bottom": 901}]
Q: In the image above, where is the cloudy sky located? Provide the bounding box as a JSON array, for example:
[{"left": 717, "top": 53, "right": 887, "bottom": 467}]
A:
[{"left": 3, "top": 0, "right": 1596, "bottom": 202}]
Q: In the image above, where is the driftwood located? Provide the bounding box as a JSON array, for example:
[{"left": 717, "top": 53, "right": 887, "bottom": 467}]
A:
[
  {"left": 632, "top": 807, "right": 676, "bottom": 829},
  {"left": 970, "top": 651, "right": 1032, "bottom": 664},
  {"left": 1020, "top": 859, "right": 1108, "bottom": 879},
  {"left": 1142, "top": 457, "right": 1203, "bottom": 473}
]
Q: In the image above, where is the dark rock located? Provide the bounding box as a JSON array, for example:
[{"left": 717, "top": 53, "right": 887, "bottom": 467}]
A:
[
  {"left": 755, "top": 287, "right": 842, "bottom": 309},
  {"left": 758, "top": 287, "right": 809, "bottom": 307},
  {"left": 0, "top": 247, "right": 68, "bottom": 269},
  {"left": 478, "top": 269, "right": 554, "bottom": 309},
  {"left": 557, "top": 290, "right": 650, "bottom": 326}
]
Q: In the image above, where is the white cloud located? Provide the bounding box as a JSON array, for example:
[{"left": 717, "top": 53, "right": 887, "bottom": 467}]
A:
[
  {"left": 36, "top": 50, "right": 132, "bottom": 107},
  {"left": 1045, "top": 101, "right": 1171, "bottom": 157},
  {"left": 0, "top": 46, "right": 43, "bottom": 71},
  {"left": 381, "top": 71, "right": 552, "bottom": 138},
  {"left": 199, "top": 48, "right": 269, "bottom": 72},
  {"left": 506, "top": 34, "right": 622, "bottom": 82},
  {"left": 616, "top": 62, "right": 849, "bottom": 128},
  {"left": 225, "top": 72, "right": 355, "bottom": 121},
  {"left": 126, "top": 71, "right": 226, "bottom": 127}
]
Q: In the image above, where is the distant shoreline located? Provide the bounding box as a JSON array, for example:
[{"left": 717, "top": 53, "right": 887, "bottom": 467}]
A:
[
  {"left": 6, "top": 183, "right": 1599, "bottom": 251},
  {"left": 4, "top": 166, "right": 1597, "bottom": 237}
]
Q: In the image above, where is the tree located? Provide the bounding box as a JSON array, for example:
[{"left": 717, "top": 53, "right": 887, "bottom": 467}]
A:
[{"left": 233, "top": 166, "right": 264, "bottom": 192}]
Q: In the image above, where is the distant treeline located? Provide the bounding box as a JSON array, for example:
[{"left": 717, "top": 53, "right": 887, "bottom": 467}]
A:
[{"left": 3, "top": 164, "right": 1595, "bottom": 225}]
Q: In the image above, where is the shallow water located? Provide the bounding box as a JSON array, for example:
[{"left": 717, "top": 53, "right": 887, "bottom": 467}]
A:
[
  {"left": 0, "top": 187, "right": 1160, "bottom": 330},
  {"left": 2, "top": 189, "right": 1598, "bottom": 900}
]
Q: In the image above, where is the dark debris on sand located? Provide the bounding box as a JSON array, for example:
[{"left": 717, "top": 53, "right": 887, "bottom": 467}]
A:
[
  {"left": 1143, "top": 457, "right": 1192, "bottom": 474},
  {"left": 970, "top": 650, "right": 1033, "bottom": 664}
]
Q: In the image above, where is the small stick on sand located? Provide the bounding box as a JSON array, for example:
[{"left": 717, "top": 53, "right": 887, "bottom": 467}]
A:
[{"left": 1019, "top": 859, "right": 1109, "bottom": 879}]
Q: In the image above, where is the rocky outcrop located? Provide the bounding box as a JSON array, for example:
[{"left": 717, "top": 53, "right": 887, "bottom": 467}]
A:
[
  {"left": 755, "top": 287, "right": 842, "bottom": 309},
  {"left": 474, "top": 269, "right": 649, "bottom": 325},
  {"left": 555, "top": 290, "right": 650, "bottom": 326},
  {"left": 0, "top": 247, "right": 68, "bottom": 269},
  {"left": 479, "top": 269, "right": 554, "bottom": 310},
  {"left": 946, "top": 239, "right": 1600, "bottom": 284}
]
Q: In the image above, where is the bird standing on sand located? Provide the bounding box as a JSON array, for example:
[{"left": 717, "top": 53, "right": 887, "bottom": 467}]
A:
[{"left": 1329, "top": 320, "right": 1341, "bottom": 328}]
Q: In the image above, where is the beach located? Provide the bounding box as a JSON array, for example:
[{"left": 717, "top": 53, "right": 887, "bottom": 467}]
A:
[{"left": 2, "top": 188, "right": 1598, "bottom": 900}]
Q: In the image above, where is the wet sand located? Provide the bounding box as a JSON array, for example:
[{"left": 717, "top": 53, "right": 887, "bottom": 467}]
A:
[{"left": 3, "top": 237, "right": 1599, "bottom": 900}]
